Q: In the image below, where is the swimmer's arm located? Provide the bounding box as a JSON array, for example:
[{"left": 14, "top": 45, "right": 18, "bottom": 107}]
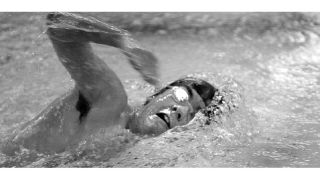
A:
[{"left": 46, "top": 12, "right": 159, "bottom": 86}]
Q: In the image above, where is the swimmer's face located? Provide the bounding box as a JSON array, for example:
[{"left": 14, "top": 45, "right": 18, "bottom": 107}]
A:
[{"left": 126, "top": 77, "right": 217, "bottom": 135}]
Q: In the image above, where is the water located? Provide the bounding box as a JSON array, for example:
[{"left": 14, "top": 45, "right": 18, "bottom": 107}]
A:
[{"left": 1, "top": 20, "right": 320, "bottom": 167}]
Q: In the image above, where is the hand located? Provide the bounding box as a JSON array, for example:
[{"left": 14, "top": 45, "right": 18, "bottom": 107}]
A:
[{"left": 126, "top": 48, "right": 160, "bottom": 86}]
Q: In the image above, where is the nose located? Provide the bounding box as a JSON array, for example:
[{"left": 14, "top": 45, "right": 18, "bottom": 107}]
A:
[{"left": 170, "top": 105, "right": 192, "bottom": 126}]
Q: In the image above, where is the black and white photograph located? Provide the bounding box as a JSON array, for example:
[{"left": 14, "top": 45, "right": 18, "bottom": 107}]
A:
[{"left": 0, "top": 1, "right": 319, "bottom": 174}]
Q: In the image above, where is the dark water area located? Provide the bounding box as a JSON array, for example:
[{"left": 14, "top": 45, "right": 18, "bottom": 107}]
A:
[{"left": 1, "top": 13, "right": 320, "bottom": 167}]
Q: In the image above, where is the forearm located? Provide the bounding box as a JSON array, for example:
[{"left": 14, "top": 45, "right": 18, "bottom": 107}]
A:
[
  {"left": 47, "top": 12, "right": 159, "bottom": 86},
  {"left": 46, "top": 12, "right": 138, "bottom": 50}
]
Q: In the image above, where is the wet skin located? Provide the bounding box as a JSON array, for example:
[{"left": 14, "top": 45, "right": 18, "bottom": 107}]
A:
[
  {"left": 8, "top": 12, "right": 217, "bottom": 154},
  {"left": 127, "top": 77, "right": 217, "bottom": 135},
  {"left": 8, "top": 12, "right": 159, "bottom": 153}
]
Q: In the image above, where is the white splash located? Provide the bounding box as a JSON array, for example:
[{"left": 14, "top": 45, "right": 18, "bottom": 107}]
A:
[{"left": 172, "top": 87, "right": 189, "bottom": 102}]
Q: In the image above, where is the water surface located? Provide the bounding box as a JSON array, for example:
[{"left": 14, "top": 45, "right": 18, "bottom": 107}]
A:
[{"left": 1, "top": 21, "right": 320, "bottom": 167}]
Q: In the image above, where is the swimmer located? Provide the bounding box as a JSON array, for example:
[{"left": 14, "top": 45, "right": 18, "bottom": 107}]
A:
[
  {"left": 126, "top": 77, "right": 217, "bottom": 135},
  {"left": 9, "top": 12, "right": 218, "bottom": 153}
]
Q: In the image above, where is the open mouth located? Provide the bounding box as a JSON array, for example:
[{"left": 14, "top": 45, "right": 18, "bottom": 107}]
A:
[{"left": 155, "top": 112, "right": 171, "bottom": 128}]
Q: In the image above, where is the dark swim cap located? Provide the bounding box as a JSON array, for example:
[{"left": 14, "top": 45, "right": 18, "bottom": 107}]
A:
[
  {"left": 145, "top": 77, "right": 218, "bottom": 107},
  {"left": 126, "top": 77, "right": 218, "bottom": 135},
  {"left": 168, "top": 77, "right": 218, "bottom": 106}
]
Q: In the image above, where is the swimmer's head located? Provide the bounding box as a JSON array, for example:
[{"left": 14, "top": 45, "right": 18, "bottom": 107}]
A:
[{"left": 126, "top": 77, "right": 218, "bottom": 135}]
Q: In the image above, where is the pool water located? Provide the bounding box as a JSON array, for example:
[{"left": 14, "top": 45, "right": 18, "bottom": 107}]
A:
[{"left": 1, "top": 25, "right": 320, "bottom": 167}]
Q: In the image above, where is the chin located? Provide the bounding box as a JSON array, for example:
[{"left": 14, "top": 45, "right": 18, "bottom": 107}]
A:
[{"left": 125, "top": 77, "right": 218, "bottom": 136}]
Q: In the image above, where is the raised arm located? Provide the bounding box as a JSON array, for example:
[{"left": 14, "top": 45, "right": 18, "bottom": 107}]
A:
[
  {"left": 5, "top": 13, "right": 161, "bottom": 153},
  {"left": 46, "top": 12, "right": 159, "bottom": 103}
]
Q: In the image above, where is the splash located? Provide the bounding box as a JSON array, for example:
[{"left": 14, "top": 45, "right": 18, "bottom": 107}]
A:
[{"left": 0, "top": 73, "right": 246, "bottom": 167}]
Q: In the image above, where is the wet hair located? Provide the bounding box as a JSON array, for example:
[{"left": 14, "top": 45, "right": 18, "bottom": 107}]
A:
[{"left": 144, "top": 77, "right": 218, "bottom": 106}]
